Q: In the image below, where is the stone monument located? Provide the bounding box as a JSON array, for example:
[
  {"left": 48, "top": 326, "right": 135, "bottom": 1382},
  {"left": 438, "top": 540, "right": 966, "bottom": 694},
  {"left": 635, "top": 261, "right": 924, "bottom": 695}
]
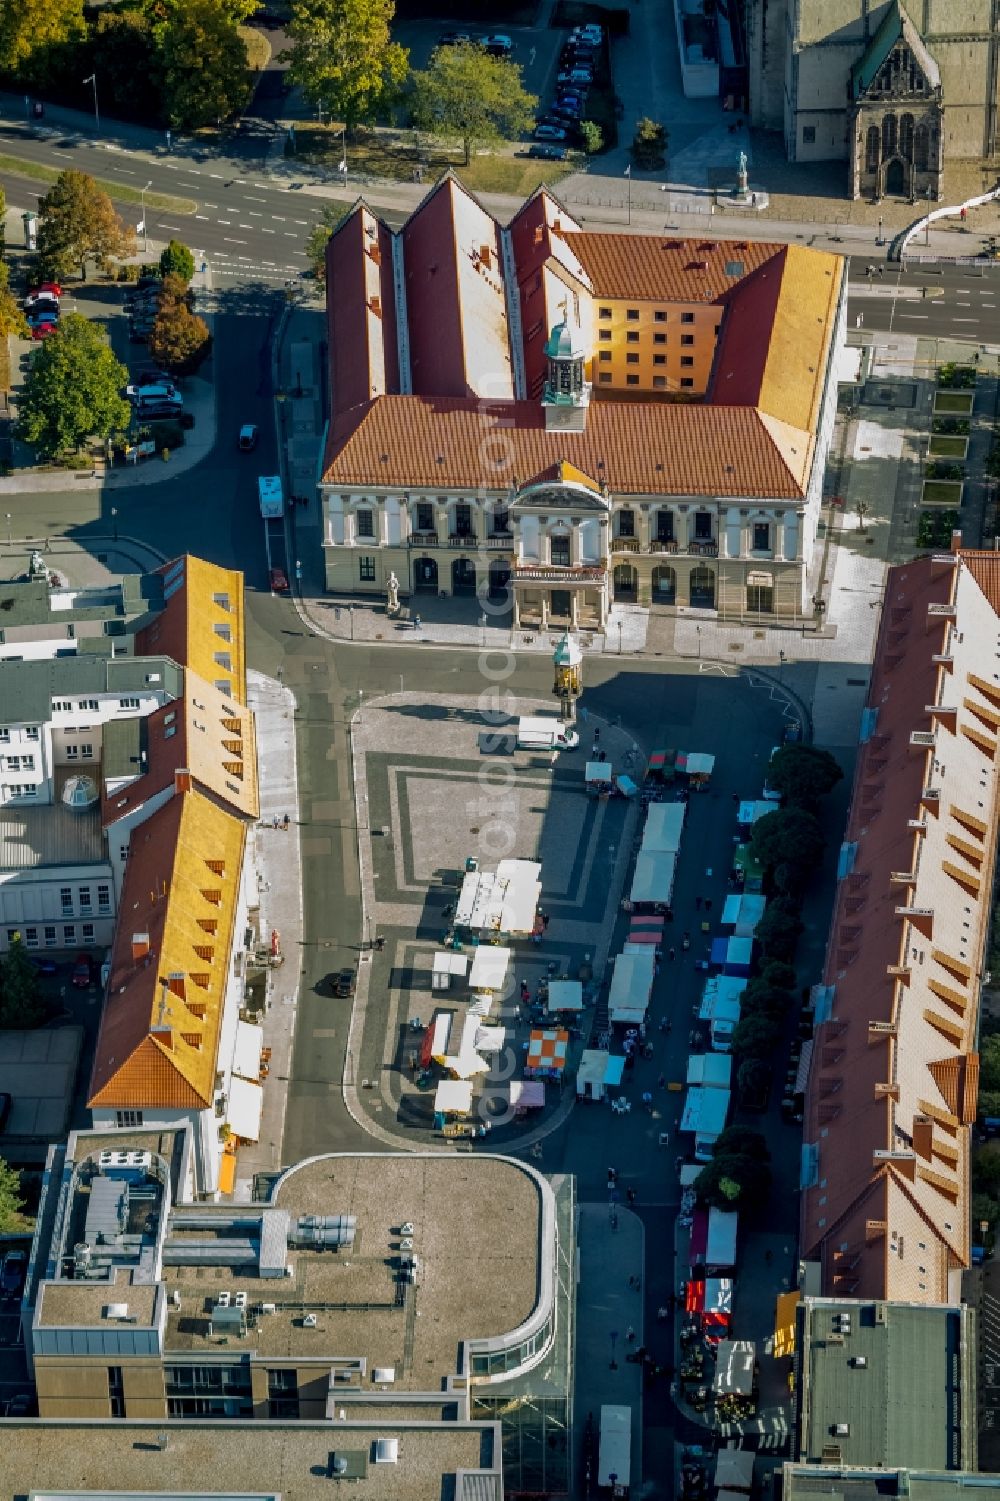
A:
[{"left": 386, "top": 570, "right": 400, "bottom": 616}]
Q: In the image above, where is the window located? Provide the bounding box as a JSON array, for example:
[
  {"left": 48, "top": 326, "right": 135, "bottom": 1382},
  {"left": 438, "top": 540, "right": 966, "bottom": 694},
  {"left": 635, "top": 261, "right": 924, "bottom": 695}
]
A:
[
  {"left": 752, "top": 522, "right": 771, "bottom": 551},
  {"left": 5, "top": 756, "right": 19, "bottom": 771},
  {"left": 866, "top": 124, "right": 881, "bottom": 173},
  {"left": 359, "top": 557, "right": 376, "bottom": 582},
  {"left": 681, "top": 312, "right": 694, "bottom": 324},
  {"left": 492, "top": 507, "right": 510, "bottom": 535},
  {"left": 118, "top": 697, "right": 140, "bottom": 710},
  {"left": 747, "top": 584, "right": 774, "bottom": 613},
  {"left": 65, "top": 745, "right": 78, "bottom": 760},
  {"left": 802, "top": 125, "right": 816, "bottom": 144},
  {"left": 680, "top": 378, "right": 694, "bottom": 388},
  {"left": 78, "top": 700, "right": 98, "bottom": 712},
  {"left": 5, "top": 784, "right": 33, "bottom": 798},
  {"left": 0, "top": 730, "right": 8, "bottom": 744},
  {"left": 654, "top": 310, "right": 667, "bottom": 323},
  {"left": 356, "top": 508, "right": 374, "bottom": 538},
  {"left": 653, "top": 375, "right": 667, "bottom": 389},
  {"left": 213, "top": 624, "right": 231, "bottom": 643},
  {"left": 654, "top": 333, "right": 666, "bottom": 345},
  {"left": 21, "top": 754, "right": 35, "bottom": 772},
  {"left": 626, "top": 353, "right": 639, "bottom": 365},
  {"left": 63, "top": 925, "right": 75, "bottom": 944},
  {"left": 214, "top": 653, "right": 232, "bottom": 674},
  {"left": 60, "top": 888, "right": 73, "bottom": 915},
  {"left": 454, "top": 503, "right": 472, "bottom": 537},
  {"left": 694, "top": 511, "right": 713, "bottom": 540},
  {"left": 681, "top": 356, "right": 694, "bottom": 368},
  {"left": 25, "top": 928, "right": 38, "bottom": 948},
  {"left": 599, "top": 306, "right": 612, "bottom": 319},
  {"left": 98, "top": 884, "right": 111, "bottom": 914},
  {"left": 81, "top": 744, "right": 93, "bottom": 759},
  {"left": 78, "top": 886, "right": 92, "bottom": 913},
  {"left": 213, "top": 593, "right": 231, "bottom": 611},
  {"left": 120, "top": 846, "right": 129, "bottom": 863},
  {"left": 598, "top": 329, "right": 611, "bottom": 342},
  {"left": 626, "top": 308, "right": 639, "bottom": 321},
  {"left": 656, "top": 511, "right": 674, "bottom": 542},
  {"left": 415, "top": 502, "right": 434, "bottom": 532},
  {"left": 626, "top": 374, "right": 640, "bottom": 386},
  {"left": 680, "top": 334, "right": 694, "bottom": 346},
  {"left": 618, "top": 511, "right": 635, "bottom": 538},
  {"left": 44, "top": 926, "right": 56, "bottom": 946},
  {"left": 626, "top": 331, "right": 639, "bottom": 344},
  {"left": 599, "top": 350, "right": 611, "bottom": 362},
  {"left": 599, "top": 373, "right": 612, "bottom": 383},
  {"left": 653, "top": 355, "right": 666, "bottom": 366},
  {"left": 116, "top": 1109, "right": 144, "bottom": 1128},
  {"left": 550, "top": 535, "right": 571, "bottom": 567},
  {"left": 82, "top": 923, "right": 95, "bottom": 942},
  {"left": 53, "top": 701, "right": 71, "bottom": 713}
]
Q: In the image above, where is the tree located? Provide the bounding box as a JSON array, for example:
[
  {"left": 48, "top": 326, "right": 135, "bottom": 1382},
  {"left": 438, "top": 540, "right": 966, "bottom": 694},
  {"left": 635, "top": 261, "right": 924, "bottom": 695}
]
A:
[
  {"left": 36, "top": 170, "right": 134, "bottom": 282},
  {"left": 750, "top": 805, "right": 825, "bottom": 875},
  {"left": 0, "top": 0, "right": 85, "bottom": 76},
  {"left": 305, "top": 201, "right": 351, "bottom": 281},
  {"left": 411, "top": 45, "right": 537, "bottom": 166},
  {"left": 738, "top": 1057, "right": 772, "bottom": 1104},
  {"left": 158, "top": 0, "right": 252, "bottom": 129},
  {"left": 695, "top": 1152, "right": 771, "bottom": 1210},
  {"left": 0, "top": 935, "right": 44, "bottom": 1028},
  {"left": 0, "top": 185, "right": 5, "bottom": 255},
  {"left": 579, "top": 119, "right": 604, "bottom": 155},
  {"left": 739, "top": 978, "right": 793, "bottom": 1018},
  {"left": 713, "top": 1126, "right": 770, "bottom": 1162},
  {"left": 758, "top": 959, "right": 796, "bottom": 991},
  {"left": 284, "top": 0, "right": 408, "bottom": 133},
  {"left": 17, "top": 313, "right": 130, "bottom": 458},
  {"left": 90, "top": 9, "right": 164, "bottom": 126},
  {"left": 0, "top": 262, "right": 28, "bottom": 340},
  {"left": 980, "top": 1034, "right": 1000, "bottom": 1092},
  {"left": 0, "top": 1158, "right": 25, "bottom": 1232},
  {"left": 973, "top": 1147, "right": 1000, "bottom": 1198},
  {"left": 159, "top": 239, "right": 196, "bottom": 284},
  {"left": 754, "top": 903, "right": 804, "bottom": 963},
  {"left": 731, "top": 1012, "right": 782, "bottom": 1061},
  {"left": 631, "top": 116, "right": 668, "bottom": 169},
  {"left": 766, "top": 745, "right": 843, "bottom": 808},
  {"left": 149, "top": 280, "right": 212, "bottom": 374}
]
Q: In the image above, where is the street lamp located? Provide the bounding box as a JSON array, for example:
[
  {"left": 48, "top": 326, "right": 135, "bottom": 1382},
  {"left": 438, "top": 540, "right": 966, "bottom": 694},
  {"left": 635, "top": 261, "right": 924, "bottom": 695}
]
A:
[
  {"left": 82, "top": 74, "right": 99, "bottom": 131},
  {"left": 110, "top": 506, "right": 118, "bottom": 542},
  {"left": 609, "top": 1329, "right": 619, "bottom": 1370},
  {"left": 139, "top": 180, "right": 152, "bottom": 252},
  {"left": 5, "top": 513, "right": 11, "bottom": 549}
]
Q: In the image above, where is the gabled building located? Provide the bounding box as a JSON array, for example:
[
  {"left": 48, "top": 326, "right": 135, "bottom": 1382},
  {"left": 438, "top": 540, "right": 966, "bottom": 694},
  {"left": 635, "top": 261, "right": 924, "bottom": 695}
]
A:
[
  {"left": 801, "top": 546, "right": 1000, "bottom": 1302},
  {"left": 320, "top": 176, "right": 846, "bottom": 628}
]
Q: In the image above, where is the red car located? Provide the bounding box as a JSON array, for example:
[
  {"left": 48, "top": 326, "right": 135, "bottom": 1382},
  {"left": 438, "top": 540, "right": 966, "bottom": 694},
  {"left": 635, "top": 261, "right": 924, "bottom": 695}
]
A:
[
  {"left": 30, "top": 282, "right": 62, "bottom": 299},
  {"left": 269, "top": 567, "right": 289, "bottom": 593},
  {"left": 30, "top": 321, "right": 58, "bottom": 341},
  {"left": 71, "top": 954, "right": 93, "bottom": 989}
]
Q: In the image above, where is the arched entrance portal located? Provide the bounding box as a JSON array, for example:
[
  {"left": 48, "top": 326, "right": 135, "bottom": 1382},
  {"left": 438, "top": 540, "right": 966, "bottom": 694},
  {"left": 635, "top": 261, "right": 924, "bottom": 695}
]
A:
[
  {"left": 414, "top": 556, "right": 438, "bottom": 593},
  {"left": 885, "top": 157, "right": 905, "bottom": 195},
  {"left": 452, "top": 557, "right": 478, "bottom": 596},
  {"left": 488, "top": 558, "right": 511, "bottom": 600},
  {"left": 689, "top": 565, "right": 716, "bottom": 609},
  {"left": 652, "top": 565, "right": 676, "bottom": 604},
  {"left": 613, "top": 563, "right": 637, "bottom": 601}
]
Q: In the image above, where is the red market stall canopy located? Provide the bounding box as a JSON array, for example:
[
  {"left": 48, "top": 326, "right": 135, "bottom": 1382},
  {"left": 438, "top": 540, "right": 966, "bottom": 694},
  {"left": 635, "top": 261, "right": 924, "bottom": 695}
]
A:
[{"left": 525, "top": 1028, "right": 569, "bottom": 1077}]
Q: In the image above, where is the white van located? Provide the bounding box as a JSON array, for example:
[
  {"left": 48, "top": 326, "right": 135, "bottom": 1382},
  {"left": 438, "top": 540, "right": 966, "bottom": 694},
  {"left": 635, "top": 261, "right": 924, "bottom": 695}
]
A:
[
  {"left": 516, "top": 716, "right": 580, "bottom": 751},
  {"left": 131, "top": 384, "right": 181, "bottom": 408}
]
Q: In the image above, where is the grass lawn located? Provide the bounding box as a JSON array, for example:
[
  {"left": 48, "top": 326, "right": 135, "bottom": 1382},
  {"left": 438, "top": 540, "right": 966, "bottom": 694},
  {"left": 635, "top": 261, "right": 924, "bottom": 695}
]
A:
[
  {"left": 933, "top": 392, "right": 975, "bottom": 415},
  {"left": 921, "top": 479, "right": 964, "bottom": 506},
  {"left": 928, "top": 435, "right": 969, "bottom": 459},
  {"left": 0, "top": 152, "right": 196, "bottom": 214},
  {"left": 289, "top": 126, "right": 576, "bottom": 195}
]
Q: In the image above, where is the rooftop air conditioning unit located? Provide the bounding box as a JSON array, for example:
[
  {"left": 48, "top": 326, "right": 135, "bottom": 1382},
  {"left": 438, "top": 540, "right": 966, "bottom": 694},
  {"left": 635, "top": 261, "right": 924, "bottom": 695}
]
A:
[
  {"left": 261, "top": 1303, "right": 276, "bottom": 1316},
  {"left": 303, "top": 1313, "right": 318, "bottom": 1328},
  {"left": 373, "top": 1367, "right": 396, "bottom": 1385},
  {"left": 835, "top": 1423, "right": 850, "bottom": 1437},
  {"left": 400, "top": 1222, "right": 414, "bottom": 1235},
  {"left": 851, "top": 1356, "right": 868, "bottom": 1368},
  {"left": 374, "top": 1438, "right": 399, "bottom": 1465}
]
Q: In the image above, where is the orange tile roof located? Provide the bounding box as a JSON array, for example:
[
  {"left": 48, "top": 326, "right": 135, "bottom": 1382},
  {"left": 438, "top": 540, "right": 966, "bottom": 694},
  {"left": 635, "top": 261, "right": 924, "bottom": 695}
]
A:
[
  {"left": 559, "top": 231, "right": 784, "bottom": 303},
  {"left": 88, "top": 790, "right": 246, "bottom": 1111},
  {"left": 323, "top": 395, "right": 805, "bottom": 499}
]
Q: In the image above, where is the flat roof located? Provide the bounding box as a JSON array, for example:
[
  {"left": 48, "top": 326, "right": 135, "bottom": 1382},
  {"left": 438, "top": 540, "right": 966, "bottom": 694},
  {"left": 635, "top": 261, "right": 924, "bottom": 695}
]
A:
[
  {"left": 0, "top": 654, "right": 183, "bottom": 727},
  {"left": 782, "top": 1467, "right": 1000, "bottom": 1501},
  {"left": 4, "top": 1420, "right": 499, "bottom": 1501},
  {"left": 0, "top": 570, "right": 162, "bottom": 633},
  {"left": 0, "top": 795, "right": 107, "bottom": 871}
]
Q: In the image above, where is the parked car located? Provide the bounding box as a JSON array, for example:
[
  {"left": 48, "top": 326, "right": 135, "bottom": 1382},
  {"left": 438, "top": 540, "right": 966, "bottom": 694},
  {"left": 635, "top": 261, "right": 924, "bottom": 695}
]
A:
[
  {"left": 30, "top": 320, "right": 58, "bottom": 341},
  {"left": 133, "top": 366, "right": 172, "bottom": 386},
  {"left": 239, "top": 423, "right": 258, "bottom": 451},
  {"left": 27, "top": 281, "right": 61, "bottom": 300},
  {"left": 29, "top": 956, "right": 58, "bottom": 976},
  {"left": 269, "top": 566, "right": 289, "bottom": 593},
  {"left": 528, "top": 144, "right": 568, "bottom": 160},
  {"left": 334, "top": 966, "right": 356, "bottom": 997},
  {"left": 558, "top": 68, "right": 594, "bottom": 86},
  {"left": 127, "top": 382, "right": 178, "bottom": 402},
  {"left": 0, "top": 1250, "right": 26, "bottom": 1298},
  {"left": 437, "top": 30, "right": 472, "bottom": 46},
  {"left": 571, "top": 23, "right": 602, "bottom": 41},
  {"left": 482, "top": 32, "right": 512, "bottom": 53},
  {"left": 24, "top": 290, "right": 59, "bottom": 313},
  {"left": 0, "top": 1093, "right": 10, "bottom": 1132},
  {"left": 71, "top": 953, "right": 93, "bottom": 989},
  {"left": 27, "top": 307, "right": 58, "bottom": 328},
  {"left": 534, "top": 123, "right": 568, "bottom": 142}
]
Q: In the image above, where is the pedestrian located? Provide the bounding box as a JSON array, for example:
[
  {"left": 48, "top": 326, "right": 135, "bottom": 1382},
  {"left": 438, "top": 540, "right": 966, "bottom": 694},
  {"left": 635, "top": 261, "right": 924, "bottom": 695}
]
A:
[
  {"left": 282, "top": 813, "right": 290, "bottom": 830},
  {"left": 695, "top": 895, "right": 702, "bottom": 910},
  {"left": 668, "top": 947, "right": 676, "bottom": 961},
  {"left": 658, "top": 1305, "right": 669, "bottom": 1321},
  {"left": 627, "top": 1273, "right": 637, "bottom": 1289},
  {"left": 626, "top": 1325, "right": 636, "bottom": 1342},
  {"left": 704, "top": 898, "right": 712, "bottom": 912},
  {"left": 608, "top": 1166, "right": 618, "bottom": 1182},
  {"left": 594, "top": 727, "right": 600, "bottom": 744},
  {"left": 657, "top": 1073, "right": 666, "bottom": 1088},
  {"left": 626, "top": 1186, "right": 636, "bottom": 1204},
  {"left": 641, "top": 1091, "right": 653, "bottom": 1112}
]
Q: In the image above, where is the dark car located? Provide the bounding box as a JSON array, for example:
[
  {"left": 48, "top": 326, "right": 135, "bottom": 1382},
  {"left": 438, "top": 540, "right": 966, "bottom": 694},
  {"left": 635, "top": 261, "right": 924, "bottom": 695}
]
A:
[
  {"left": 438, "top": 30, "right": 472, "bottom": 46},
  {"left": 0, "top": 1250, "right": 26, "bottom": 1298},
  {"left": 71, "top": 953, "right": 93, "bottom": 989},
  {"left": 334, "top": 967, "right": 356, "bottom": 997},
  {"left": 0, "top": 1093, "right": 10, "bottom": 1132},
  {"left": 30, "top": 956, "right": 58, "bottom": 976},
  {"left": 528, "top": 144, "right": 568, "bottom": 160}
]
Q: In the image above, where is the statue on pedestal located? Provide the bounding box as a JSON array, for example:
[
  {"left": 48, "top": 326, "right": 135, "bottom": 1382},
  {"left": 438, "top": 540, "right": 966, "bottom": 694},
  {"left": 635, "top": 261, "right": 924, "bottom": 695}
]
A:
[
  {"left": 737, "top": 149, "right": 748, "bottom": 197},
  {"left": 386, "top": 571, "right": 399, "bottom": 616}
]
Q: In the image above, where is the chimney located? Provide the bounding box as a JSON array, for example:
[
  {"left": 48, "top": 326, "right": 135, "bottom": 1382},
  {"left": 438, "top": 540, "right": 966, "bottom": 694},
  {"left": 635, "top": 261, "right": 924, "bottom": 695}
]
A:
[
  {"left": 912, "top": 1114, "right": 934, "bottom": 1160},
  {"left": 132, "top": 932, "right": 150, "bottom": 962},
  {"left": 479, "top": 244, "right": 492, "bottom": 269},
  {"left": 369, "top": 294, "right": 382, "bottom": 318},
  {"left": 175, "top": 768, "right": 192, "bottom": 794},
  {"left": 166, "top": 972, "right": 186, "bottom": 1002}
]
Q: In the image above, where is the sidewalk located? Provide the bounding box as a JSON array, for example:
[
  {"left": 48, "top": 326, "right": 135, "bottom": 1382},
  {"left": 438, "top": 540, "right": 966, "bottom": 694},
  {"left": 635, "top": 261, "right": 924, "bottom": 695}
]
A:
[{"left": 575, "top": 1203, "right": 645, "bottom": 1488}]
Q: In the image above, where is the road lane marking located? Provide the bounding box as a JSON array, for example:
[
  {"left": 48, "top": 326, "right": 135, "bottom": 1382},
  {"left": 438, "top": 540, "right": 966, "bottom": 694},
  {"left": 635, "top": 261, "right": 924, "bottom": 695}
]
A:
[
  {"left": 293, "top": 219, "right": 308, "bottom": 225},
  {"left": 248, "top": 211, "right": 263, "bottom": 217},
  {"left": 195, "top": 214, "right": 209, "bottom": 220},
  {"left": 284, "top": 231, "right": 297, "bottom": 237},
  {"left": 224, "top": 237, "right": 248, "bottom": 244},
  {"left": 233, "top": 178, "right": 247, "bottom": 184},
  {"left": 160, "top": 224, "right": 184, "bottom": 232},
  {"left": 179, "top": 182, "right": 201, "bottom": 189},
  {"left": 218, "top": 218, "right": 231, "bottom": 224},
  {"left": 261, "top": 227, "right": 276, "bottom": 233},
  {"left": 202, "top": 201, "right": 218, "bottom": 208},
  {"left": 186, "top": 168, "right": 201, "bottom": 174},
  {"left": 209, "top": 172, "right": 222, "bottom": 178},
  {"left": 952, "top": 317, "right": 978, "bottom": 322},
  {"left": 246, "top": 195, "right": 267, "bottom": 203},
  {"left": 272, "top": 215, "right": 286, "bottom": 222}
]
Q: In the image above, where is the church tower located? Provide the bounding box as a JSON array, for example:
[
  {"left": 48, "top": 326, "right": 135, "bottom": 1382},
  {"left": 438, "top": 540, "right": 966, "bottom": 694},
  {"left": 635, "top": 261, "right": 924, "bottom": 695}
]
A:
[{"left": 542, "top": 313, "right": 590, "bottom": 434}]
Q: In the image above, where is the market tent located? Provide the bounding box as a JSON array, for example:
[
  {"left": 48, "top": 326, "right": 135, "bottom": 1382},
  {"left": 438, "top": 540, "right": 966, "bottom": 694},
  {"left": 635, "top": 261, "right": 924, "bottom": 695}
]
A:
[
  {"left": 642, "top": 801, "right": 686, "bottom": 855},
  {"left": 586, "top": 761, "right": 613, "bottom": 786},
  {"left": 577, "top": 1050, "right": 625, "bottom": 1099},
  {"left": 525, "top": 1028, "right": 569, "bottom": 1076},
  {"left": 682, "top": 752, "right": 715, "bottom": 778},
  {"left": 427, "top": 1012, "right": 454, "bottom": 1065},
  {"left": 469, "top": 945, "right": 511, "bottom": 992},
  {"left": 714, "top": 1449, "right": 755, "bottom": 1493},
  {"left": 434, "top": 1079, "right": 473, "bottom": 1116},
  {"left": 443, "top": 1014, "right": 492, "bottom": 1079},
  {"left": 232, "top": 1020, "right": 263, "bottom": 1082},
  {"left": 547, "top": 979, "right": 583, "bottom": 1012},
  {"left": 626, "top": 929, "right": 660, "bottom": 947},
  {"left": 704, "top": 1277, "right": 733, "bottom": 1321},
  {"left": 710, "top": 936, "right": 753, "bottom": 977},
  {"left": 454, "top": 859, "right": 541, "bottom": 936},
  {"left": 432, "top": 951, "right": 469, "bottom": 990},
  {"left": 713, "top": 1339, "right": 756, "bottom": 1396},
  {"left": 608, "top": 948, "right": 656, "bottom": 1024},
  {"left": 720, "top": 893, "right": 767, "bottom": 936},
  {"left": 687, "top": 1053, "right": 733, "bottom": 1090},
  {"left": 773, "top": 1290, "right": 800, "bottom": 1360},
  {"left": 509, "top": 1079, "right": 545, "bottom": 1110},
  {"left": 630, "top": 914, "right": 665, "bottom": 931},
  {"left": 689, "top": 1206, "right": 709, "bottom": 1259},
  {"left": 706, "top": 1209, "right": 738, "bottom": 1268},
  {"left": 226, "top": 1076, "right": 263, "bottom": 1143},
  {"left": 681, "top": 1085, "right": 731, "bottom": 1138},
  {"left": 475, "top": 1023, "right": 505, "bottom": 1053},
  {"left": 737, "top": 799, "right": 773, "bottom": 827},
  {"left": 629, "top": 850, "right": 676, "bottom": 907},
  {"left": 732, "top": 844, "right": 765, "bottom": 892}
]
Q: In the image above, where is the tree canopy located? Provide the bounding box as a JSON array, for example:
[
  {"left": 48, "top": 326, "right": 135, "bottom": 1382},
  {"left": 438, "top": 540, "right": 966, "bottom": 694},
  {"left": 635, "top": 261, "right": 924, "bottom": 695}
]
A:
[
  {"left": 284, "top": 0, "right": 408, "bottom": 132},
  {"left": 149, "top": 275, "right": 211, "bottom": 374},
  {"left": 0, "top": 262, "right": 28, "bottom": 340},
  {"left": 0, "top": 1158, "right": 26, "bottom": 1232},
  {"left": 754, "top": 903, "right": 803, "bottom": 963},
  {"left": 750, "top": 805, "right": 825, "bottom": 876},
  {"left": 411, "top": 44, "right": 537, "bottom": 164},
  {"left": 159, "top": 239, "right": 196, "bottom": 284},
  {"left": 158, "top": 0, "right": 252, "bottom": 128},
  {"left": 766, "top": 744, "right": 843, "bottom": 807},
  {"left": 731, "top": 1011, "right": 782, "bottom": 1061},
  {"left": 0, "top": 0, "right": 85, "bottom": 77},
  {"left": 0, "top": 935, "right": 44, "bottom": 1028},
  {"left": 88, "top": 8, "right": 163, "bottom": 124},
  {"left": 36, "top": 170, "right": 134, "bottom": 282},
  {"left": 17, "top": 313, "right": 130, "bottom": 458},
  {"left": 695, "top": 1128, "right": 771, "bottom": 1211}
]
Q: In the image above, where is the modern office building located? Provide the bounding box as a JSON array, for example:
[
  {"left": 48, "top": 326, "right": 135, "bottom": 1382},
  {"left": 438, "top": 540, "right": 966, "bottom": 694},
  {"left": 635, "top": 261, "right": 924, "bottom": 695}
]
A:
[
  {"left": 321, "top": 176, "right": 846, "bottom": 626},
  {"left": 19, "top": 1130, "right": 574, "bottom": 1495},
  {"left": 801, "top": 547, "right": 1000, "bottom": 1301}
]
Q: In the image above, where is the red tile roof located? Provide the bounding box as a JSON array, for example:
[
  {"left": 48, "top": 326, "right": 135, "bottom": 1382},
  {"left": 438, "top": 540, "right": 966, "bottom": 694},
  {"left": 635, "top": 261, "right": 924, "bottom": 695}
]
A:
[
  {"left": 322, "top": 395, "right": 806, "bottom": 499},
  {"left": 559, "top": 232, "right": 784, "bottom": 303}
]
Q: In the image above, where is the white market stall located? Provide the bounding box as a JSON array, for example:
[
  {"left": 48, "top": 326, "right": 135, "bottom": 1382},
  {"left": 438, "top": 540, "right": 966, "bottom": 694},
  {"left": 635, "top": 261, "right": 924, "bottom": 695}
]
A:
[
  {"left": 468, "top": 945, "right": 511, "bottom": 993},
  {"left": 737, "top": 799, "right": 773, "bottom": 828},
  {"left": 577, "top": 1049, "right": 626, "bottom": 1101},
  {"left": 706, "top": 1208, "right": 739, "bottom": 1269},
  {"left": 427, "top": 1012, "right": 455, "bottom": 1066},
  {"left": 455, "top": 859, "right": 542, "bottom": 938},
  {"left": 714, "top": 1449, "right": 755, "bottom": 1494},
  {"left": 432, "top": 951, "right": 469, "bottom": 991},
  {"left": 720, "top": 894, "right": 767, "bottom": 937},
  {"left": 474, "top": 1023, "right": 505, "bottom": 1054},
  {"left": 433, "top": 1079, "right": 474, "bottom": 1117},
  {"left": 641, "top": 801, "right": 686, "bottom": 855},
  {"left": 608, "top": 948, "right": 657, "bottom": 1025},
  {"left": 686, "top": 1053, "right": 733, "bottom": 1090},
  {"left": 586, "top": 762, "right": 614, "bottom": 795},
  {"left": 682, "top": 1084, "right": 731, "bottom": 1160},
  {"left": 547, "top": 979, "right": 583, "bottom": 1014},
  {"left": 442, "top": 1014, "right": 492, "bottom": 1079},
  {"left": 231, "top": 1019, "right": 264, "bottom": 1082},
  {"left": 226, "top": 1075, "right": 264, "bottom": 1143},
  {"left": 509, "top": 1079, "right": 545, "bottom": 1112},
  {"left": 629, "top": 850, "right": 676, "bottom": 909}
]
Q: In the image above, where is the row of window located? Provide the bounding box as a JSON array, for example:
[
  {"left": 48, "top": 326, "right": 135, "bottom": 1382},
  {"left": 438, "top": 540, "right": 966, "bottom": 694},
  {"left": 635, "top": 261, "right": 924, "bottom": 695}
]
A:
[
  {"left": 599, "top": 308, "right": 696, "bottom": 323},
  {"left": 4, "top": 784, "right": 35, "bottom": 799},
  {"left": 4, "top": 754, "right": 36, "bottom": 772},
  {"left": 61, "top": 884, "right": 111, "bottom": 915},
  {"left": 0, "top": 727, "right": 39, "bottom": 743},
  {"left": 599, "top": 373, "right": 695, "bottom": 387},
  {"left": 598, "top": 331, "right": 695, "bottom": 346},
  {"left": 598, "top": 352, "right": 696, "bottom": 367},
  {"left": 51, "top": 697, "right": 141, "bottom": 714},
  {"left": 8, "top": 923, "right": 97, "bottom": 947},
  {"left": 356, "top": 503, "right": 510, "bottom": 537}
]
